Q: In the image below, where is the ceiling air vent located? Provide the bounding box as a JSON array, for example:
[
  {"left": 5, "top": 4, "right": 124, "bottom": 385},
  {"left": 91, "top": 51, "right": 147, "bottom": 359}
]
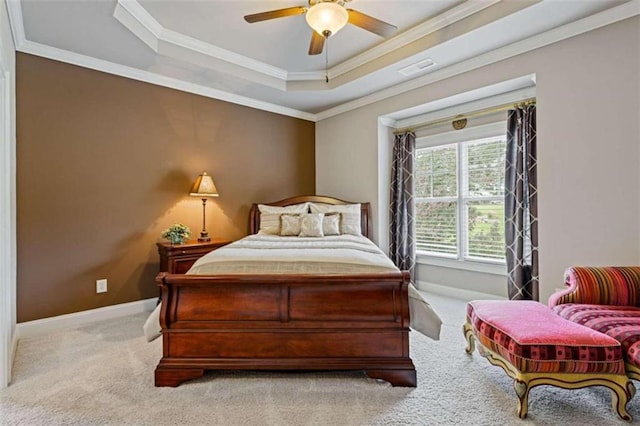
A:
[{"left": 398, "top": 58, "right": 436, "bottom": 76}]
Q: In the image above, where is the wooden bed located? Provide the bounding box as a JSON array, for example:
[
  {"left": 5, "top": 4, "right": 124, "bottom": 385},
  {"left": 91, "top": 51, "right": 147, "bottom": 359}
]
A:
[{"left": 154, "top": 195, "right": 416, "bottom": 387}]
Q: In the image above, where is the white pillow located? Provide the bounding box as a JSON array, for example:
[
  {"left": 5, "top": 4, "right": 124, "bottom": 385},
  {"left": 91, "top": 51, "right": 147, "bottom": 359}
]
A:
[
  {"left": 280, "top": 214, "right": 302, "bottom": 236},
  {"left": 299, "top": 213, "right": 324, "bottom": 237},
  {"left": 309, "top": 203, "right": 361, "bottom": 235},
  {"left": 258, "top": 203, "right": 308, "bottom": 234},
  {"left": 258, "top": 203, "right": 308, "bottom": 214},
  {"left": 322, "top": 213, "right": 340, "bottom": 236}
]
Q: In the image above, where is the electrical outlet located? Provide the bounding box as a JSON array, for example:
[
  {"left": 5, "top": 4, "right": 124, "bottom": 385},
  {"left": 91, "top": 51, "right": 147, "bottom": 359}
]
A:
[{"left": 96, "top": 279, "right": 107, "bottom": 293}]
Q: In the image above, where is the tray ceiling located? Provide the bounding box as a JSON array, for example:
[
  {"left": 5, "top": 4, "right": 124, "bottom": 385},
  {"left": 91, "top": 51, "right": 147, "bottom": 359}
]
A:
[{"left": 7, "top": 0, "right": 638, "bottom": 120}]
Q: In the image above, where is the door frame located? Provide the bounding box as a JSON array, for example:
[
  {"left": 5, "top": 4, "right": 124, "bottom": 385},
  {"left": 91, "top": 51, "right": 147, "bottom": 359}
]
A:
[{"left": 0, "top": 35, "right": 15, "bottom": 389}]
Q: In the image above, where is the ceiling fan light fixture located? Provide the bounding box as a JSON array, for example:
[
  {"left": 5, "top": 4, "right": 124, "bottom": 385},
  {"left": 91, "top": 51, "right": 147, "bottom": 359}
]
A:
[{"left": 306, "top": 2, "right": 349, "bottom": 37}]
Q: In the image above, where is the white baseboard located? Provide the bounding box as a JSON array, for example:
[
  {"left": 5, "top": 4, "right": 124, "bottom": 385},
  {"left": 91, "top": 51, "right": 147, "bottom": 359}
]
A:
[
  {"left": 416, "top": 280, "right": 506, "bottom": 301},
  {"left": 16, "top": 298, "right": 157, "bottom": 339},
  {"left": 9, "top": 330, "right": 17, "bottom": 385}
]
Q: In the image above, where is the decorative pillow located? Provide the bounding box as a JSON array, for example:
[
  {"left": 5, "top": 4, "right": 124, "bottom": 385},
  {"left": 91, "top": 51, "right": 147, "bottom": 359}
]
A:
[
  {"left": 309, "top": 203, "right": 361, "bottom": 235},
  {"left": 322, "top": 213, "right": 340, "bottom": 236},
  {"left": 339, "top": 212, "right": 361, "bottom": 236},
  {"left": 280, "top": 214, "right": 302, "bottom": 236},
  {"left": 299, "top": 213, "right": 324, "bottom": 237},
  {"left": 258, "top": 213, "right": 281, "bottom": 235},
  {"left": 258, "top": 203, "right": 308, "bottom": 234}
]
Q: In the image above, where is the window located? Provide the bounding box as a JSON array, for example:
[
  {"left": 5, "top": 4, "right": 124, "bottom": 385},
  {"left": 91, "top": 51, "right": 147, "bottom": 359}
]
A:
[{"left": 415, "top": 135, "right": 506, "bottom": 263}]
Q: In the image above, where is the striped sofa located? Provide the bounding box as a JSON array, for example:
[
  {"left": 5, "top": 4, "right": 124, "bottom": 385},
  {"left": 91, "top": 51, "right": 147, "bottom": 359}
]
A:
[{"left": 549, "top": 266, "right": 640, "bottom": 381}]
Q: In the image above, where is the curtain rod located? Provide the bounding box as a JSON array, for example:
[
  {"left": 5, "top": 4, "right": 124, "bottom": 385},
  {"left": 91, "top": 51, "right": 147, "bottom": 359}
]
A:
[{"left": 393, "top": 97, "right": 536, "bottom": 135}]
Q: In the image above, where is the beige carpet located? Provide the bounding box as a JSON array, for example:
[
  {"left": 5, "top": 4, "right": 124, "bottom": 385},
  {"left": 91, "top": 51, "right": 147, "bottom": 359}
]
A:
[{"left": 1, "top": 293, "right": 637, "bottom": 425}]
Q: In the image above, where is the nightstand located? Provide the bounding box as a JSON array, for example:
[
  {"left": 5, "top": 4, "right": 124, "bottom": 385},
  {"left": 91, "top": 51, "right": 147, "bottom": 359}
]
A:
[{"left": 157, "top": 239, "right": 232, "bottom": 274}]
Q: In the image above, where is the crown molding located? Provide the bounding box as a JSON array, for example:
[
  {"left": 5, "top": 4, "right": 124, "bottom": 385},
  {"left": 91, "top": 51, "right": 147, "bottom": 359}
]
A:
[
  {"left": 161, "top": 28, "right": 288, "bottom": 80},
  {"left": 114, "top": 0, "right": 288, "bottom": 85},
  {"left": 5, "top": 0, "right": 25, "bottom": 49},
  {"left": 394, "top": 86, "right": 537, "bottom": 130},
  {"left": 330, "top": 0, "right": 500, "bottom": 79},
  {"left": 315, "top": 0, "right": 640, "bottom": 121},
  {"left": 112, "top": 0, "right": 159, "bottom": 51},
  {"left": 9, "top": 0, "right": 314, "bottom": 120},
  {"left": 16, "top": 39, "right": 316, "bottom": 121},
  {"left": 7, "top": 0, "right": 639, "bottom": 122},
  {"left": 113, "top": 0, "right": 504, "bottom": 89},
  {"left": 378, "top": 116, "right": 396, "bottom": 128},
  {"left": 116, "top": 0, "right": 162, "bottom": 37},
  {"left": 287, "top": 71, "right": 327, "bottom": 82},
  {"left": 380, "top": 77, "right": 536, "bottom": 130}
]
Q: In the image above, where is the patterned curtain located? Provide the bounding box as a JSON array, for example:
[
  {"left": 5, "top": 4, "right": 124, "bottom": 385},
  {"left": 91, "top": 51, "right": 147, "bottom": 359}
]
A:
[
  {"left": 505, "top": 105, "right": 538, "bottom": 300},
  {"left": 389, "top": 131, "right": 416, "bottom": 279}
]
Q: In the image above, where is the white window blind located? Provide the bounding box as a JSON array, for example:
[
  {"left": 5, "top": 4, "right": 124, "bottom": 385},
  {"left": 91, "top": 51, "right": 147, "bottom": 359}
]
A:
[
  {"left": 415, "top": 135, "right": 506, "bottom": 263},
  {"left": 415, "top": 144, "right": 458, "bottom": 255}
]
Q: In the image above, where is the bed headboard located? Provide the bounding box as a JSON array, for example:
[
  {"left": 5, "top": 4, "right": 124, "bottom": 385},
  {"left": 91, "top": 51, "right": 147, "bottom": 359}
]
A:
[{"left": 249, "top": 195, "right": 372, "bottom": 239}]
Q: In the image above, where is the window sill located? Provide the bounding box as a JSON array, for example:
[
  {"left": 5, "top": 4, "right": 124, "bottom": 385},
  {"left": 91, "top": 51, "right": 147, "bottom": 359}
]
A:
[{"left": 416, "top": 254, "right": 507, "bottom": 276}]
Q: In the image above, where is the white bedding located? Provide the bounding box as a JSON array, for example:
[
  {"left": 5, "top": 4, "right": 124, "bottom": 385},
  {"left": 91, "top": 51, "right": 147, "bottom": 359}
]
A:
[
  {"left": 189, "top": 234, "right": 400, "bottom": 274},
  {"left": 144, "top": 234, "right": 442, "bottom": 341}
]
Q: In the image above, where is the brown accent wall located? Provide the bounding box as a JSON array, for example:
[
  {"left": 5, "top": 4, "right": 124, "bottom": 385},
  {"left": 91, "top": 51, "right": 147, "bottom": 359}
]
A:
[{"left": 16, "top": 53, "right": 315, "bottom": 322}]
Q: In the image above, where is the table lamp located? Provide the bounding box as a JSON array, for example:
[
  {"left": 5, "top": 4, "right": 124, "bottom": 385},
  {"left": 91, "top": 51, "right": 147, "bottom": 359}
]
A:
[{"left": 189, "top": 172, "right": 219, "bottom": 242}]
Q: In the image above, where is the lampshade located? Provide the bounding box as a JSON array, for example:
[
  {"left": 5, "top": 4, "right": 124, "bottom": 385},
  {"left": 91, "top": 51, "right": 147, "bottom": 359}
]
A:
[
  {"left": 189, "top": 172, "right": 219, "bottom": 197},
  {"left": 305, "top": 2, "right": 349, "bottom": 37}
]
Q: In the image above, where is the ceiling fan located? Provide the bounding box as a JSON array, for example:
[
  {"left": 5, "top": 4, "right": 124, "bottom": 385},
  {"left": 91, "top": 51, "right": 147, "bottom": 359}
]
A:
[{"left": 244, "top": 0, "right": 398, "bottom": 55}]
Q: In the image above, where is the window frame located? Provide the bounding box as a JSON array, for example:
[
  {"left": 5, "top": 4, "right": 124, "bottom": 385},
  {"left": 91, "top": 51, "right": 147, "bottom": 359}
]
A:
[{"left": 415, "top": 121, "right": 508, "bottom": 274}]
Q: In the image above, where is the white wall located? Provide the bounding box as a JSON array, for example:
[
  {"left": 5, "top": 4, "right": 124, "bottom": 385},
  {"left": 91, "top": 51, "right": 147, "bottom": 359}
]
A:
[
  {"left": 417, "top": 264, "right": 506, "bottom": 298},
  {"left": 316, "top": 17, "right": 640, "bottom": 303},
  {"left": 0, "top": 0, "right": 16, "bottom": 388}
]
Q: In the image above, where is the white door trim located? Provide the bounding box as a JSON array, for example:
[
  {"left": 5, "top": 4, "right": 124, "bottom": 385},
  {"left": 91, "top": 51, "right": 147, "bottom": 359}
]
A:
[
  {"left": 0, "top": 28, "right": 15, "bottom": 388},
  {"left": 0, "top": 69, "right": 11, "bottom": 388}
]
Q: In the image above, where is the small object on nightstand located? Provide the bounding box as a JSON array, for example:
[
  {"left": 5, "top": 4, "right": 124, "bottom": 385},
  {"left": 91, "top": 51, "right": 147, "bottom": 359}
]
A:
[
  {"left": 157, "top": 239, "right": 231, "bottom": 274},
  {"left": 189, "top": 172, "right": 219, "bottom": 242},
  {"left": 160, "top": 223, "right": 191, "bottom": 245}
]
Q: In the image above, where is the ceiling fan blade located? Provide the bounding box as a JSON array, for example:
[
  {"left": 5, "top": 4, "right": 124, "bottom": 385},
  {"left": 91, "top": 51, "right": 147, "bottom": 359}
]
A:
[
  {"left": 347, "top": 9, "right": 398, "bottom": 38},
  {"left": 308, "top": 30, "right": 325, "bottom": 55},
  {"left": 244, "top": 6, "right": 307, "bottom": 23}
]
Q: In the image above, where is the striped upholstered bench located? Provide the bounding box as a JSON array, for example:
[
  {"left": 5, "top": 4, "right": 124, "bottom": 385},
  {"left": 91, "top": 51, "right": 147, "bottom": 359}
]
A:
[
  {"left": 549, "top": 266, "right": 640, "bottom": 380},
  {"left": 464, "top": 300, "right": 635, "bottom": 421}
]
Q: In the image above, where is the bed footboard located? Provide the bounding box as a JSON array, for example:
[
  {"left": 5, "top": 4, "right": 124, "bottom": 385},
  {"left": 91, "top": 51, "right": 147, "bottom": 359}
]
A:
[{"left": 154, "top": 271, "right": 416, "bottom": 387}]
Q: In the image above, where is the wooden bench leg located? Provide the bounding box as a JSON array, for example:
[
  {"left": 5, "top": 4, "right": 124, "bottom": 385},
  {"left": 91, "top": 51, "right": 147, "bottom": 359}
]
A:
[
  {"left": 513, "top": 380, "right": 530, "bottom": 419},
  {"left": 463, "top": 323, "right": 475, "bottom": 354},
  {"left": 512, "top": 376, "right": 634, "bottom": 421},
  {"left": 609, "top": 379, "right": 635, "bottom": 422}
]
